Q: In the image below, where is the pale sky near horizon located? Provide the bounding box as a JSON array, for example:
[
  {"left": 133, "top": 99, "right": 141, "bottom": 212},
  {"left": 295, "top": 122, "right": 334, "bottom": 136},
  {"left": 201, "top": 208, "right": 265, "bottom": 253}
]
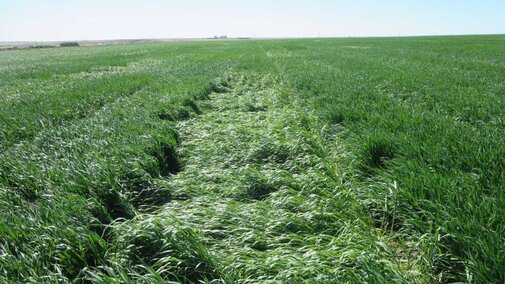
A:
[{"left": 0, "top": 0, "right": 504, "bottom": 41}]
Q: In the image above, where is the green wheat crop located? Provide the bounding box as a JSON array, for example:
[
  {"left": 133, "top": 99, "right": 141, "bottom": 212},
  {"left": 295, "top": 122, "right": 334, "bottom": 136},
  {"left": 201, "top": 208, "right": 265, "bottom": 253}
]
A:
[{"left": 1, "top": 35, "right": 504, "bottom": 283}]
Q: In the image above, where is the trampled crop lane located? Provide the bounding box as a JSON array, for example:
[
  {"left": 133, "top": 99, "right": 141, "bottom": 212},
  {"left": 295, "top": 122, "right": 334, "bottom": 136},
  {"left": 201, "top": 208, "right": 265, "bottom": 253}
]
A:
[{"left": 132, "top": 72, "right": 420, "bottom": 281}]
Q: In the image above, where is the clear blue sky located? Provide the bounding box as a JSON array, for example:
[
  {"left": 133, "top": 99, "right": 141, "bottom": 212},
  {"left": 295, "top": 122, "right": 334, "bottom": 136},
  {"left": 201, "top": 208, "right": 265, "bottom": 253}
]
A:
[{"left": 0, "top": 0, "right": 504, "bottom": 41}]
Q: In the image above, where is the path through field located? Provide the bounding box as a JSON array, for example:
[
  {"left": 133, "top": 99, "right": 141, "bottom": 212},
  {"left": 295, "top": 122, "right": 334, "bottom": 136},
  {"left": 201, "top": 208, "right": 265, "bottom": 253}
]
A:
[{"left": 123, "top": 73, "right": 420, "bottom": 282}]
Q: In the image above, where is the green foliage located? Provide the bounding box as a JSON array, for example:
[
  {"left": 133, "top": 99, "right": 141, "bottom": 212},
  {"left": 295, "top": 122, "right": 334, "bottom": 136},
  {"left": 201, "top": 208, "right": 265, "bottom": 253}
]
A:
[{"left": 1, "top": 35, "right": 504, "bottom": 282}]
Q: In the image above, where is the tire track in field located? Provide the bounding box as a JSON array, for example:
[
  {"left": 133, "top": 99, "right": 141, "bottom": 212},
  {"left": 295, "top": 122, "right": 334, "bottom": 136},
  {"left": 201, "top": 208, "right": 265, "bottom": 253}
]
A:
[{"left": 139, "top": 72, "right": 420, "bottom": 282}]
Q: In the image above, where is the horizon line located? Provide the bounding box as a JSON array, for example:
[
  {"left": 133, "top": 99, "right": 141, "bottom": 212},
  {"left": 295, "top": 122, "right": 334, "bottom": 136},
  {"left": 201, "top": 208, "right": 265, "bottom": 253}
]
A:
[{"left": 1, "top": 33, "right": 504, "bottom": 45}]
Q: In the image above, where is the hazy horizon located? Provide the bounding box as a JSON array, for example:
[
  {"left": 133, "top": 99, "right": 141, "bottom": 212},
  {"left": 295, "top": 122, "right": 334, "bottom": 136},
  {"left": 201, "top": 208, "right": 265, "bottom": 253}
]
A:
[{"left": 1, "top": 0, "right": 504, "bottom": 42}]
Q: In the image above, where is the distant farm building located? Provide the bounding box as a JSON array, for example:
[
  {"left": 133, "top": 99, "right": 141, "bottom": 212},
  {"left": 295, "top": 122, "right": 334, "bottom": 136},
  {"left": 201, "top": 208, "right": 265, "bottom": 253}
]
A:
[{"left": 60, "top": 42, "right": 80, "bottom": 47}]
